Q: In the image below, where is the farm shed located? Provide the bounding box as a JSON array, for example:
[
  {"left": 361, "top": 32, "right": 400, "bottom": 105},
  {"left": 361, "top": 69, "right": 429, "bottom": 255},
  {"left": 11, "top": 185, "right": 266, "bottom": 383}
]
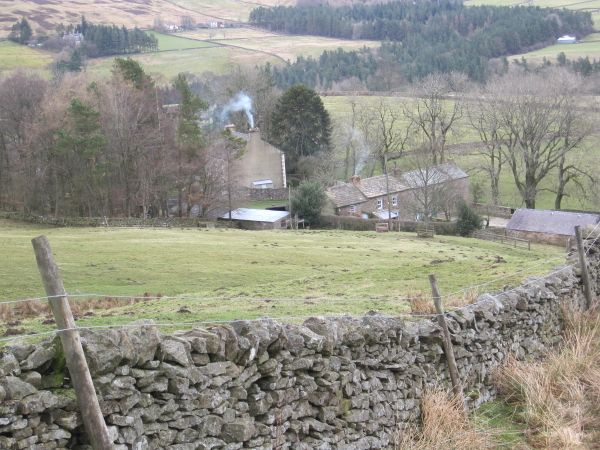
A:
[
  {"left": 506, "top": 209, "right": 600, "bottom": 246},
  {"left": 218, "top": 208, "right": 290, "bottom": 230}
]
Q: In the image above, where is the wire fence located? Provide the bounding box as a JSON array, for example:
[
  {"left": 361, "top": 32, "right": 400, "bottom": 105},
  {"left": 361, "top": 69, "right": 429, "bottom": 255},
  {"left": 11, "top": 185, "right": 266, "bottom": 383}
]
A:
[{"left": 1, "top": 225, "right": 596, "bottom": 345}]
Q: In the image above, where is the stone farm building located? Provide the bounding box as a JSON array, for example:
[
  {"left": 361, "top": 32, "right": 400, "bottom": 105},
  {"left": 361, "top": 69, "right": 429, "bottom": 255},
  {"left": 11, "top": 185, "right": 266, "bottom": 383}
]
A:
[
  {"left": 326, "top": 162, "right": 469, "bottom": 220},
  {"left": 506, "top": 208, "right": 600, "bottom": 246},
  {"left": 228, "top": 126, "right": 286, "bottom": 195}
]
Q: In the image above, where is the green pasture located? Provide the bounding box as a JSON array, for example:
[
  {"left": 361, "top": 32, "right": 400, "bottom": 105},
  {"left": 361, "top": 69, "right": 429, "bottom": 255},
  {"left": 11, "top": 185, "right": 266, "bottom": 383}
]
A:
[
  {"left": 514, "top": 33, "right": 600, "bottom": 62},
  {"left": 0, "top": 220, "right": 562, "bottom": 336},
  {"left": 86, "top": 45, "right": 266, "bottom": 80},
  {"left": 0, "top": 40, "right": 51, "bottom": 77},
  {"left": 148, "top": 31, "right": 212, "bottom": 51}
]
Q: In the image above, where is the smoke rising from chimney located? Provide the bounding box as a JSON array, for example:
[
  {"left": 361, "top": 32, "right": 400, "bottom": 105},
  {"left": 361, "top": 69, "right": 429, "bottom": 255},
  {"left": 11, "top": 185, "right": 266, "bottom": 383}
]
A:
[{"left": 220, "top": 92, "right": 254, "bottom": 129}]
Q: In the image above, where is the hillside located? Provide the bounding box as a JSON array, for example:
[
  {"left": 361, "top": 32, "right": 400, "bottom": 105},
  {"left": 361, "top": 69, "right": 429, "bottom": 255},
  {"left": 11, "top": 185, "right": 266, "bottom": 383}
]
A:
[{"left": 0, "top": 0, "right": 294, "bottom": 36}]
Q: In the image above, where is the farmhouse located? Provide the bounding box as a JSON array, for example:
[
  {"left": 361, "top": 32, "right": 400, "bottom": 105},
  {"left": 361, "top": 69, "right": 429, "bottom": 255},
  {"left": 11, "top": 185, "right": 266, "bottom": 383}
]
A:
[
  {"left": 218, "top": 207, "right": 290, "bottom": 230},
  {"left": 326, "top": 162, "right": 469, "bottom": 220},
  {"left": 228, "top": 126, "right": 287, "bottom": 193},
  {"left": 506, "top": 208, "right": 600, "bottom": 246}
]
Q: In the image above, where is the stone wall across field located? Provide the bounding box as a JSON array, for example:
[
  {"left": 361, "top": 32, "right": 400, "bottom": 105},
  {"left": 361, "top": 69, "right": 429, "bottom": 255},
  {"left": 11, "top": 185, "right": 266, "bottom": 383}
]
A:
[{"left": 0, "top": 240, "right": 599, "bottom": 449}]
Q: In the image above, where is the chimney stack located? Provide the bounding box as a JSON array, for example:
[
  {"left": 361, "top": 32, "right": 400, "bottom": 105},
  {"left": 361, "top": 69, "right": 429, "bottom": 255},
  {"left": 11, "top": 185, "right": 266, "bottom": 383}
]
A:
[{"left": 350, "top": 175, "right": 361, "bottom": 185}]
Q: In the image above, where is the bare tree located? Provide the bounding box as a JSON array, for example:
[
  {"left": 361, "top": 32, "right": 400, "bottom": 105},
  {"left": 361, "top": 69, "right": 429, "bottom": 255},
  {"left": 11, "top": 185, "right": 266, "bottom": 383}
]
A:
[
  {"left": 405, "top": 73, "right": 463, "bottom": 165},
  {"left": 402, "top": 146, "right": 451, "bottom": 222},
  {"left": 359, "top": 98, "right": 412, "bottom": 175},
  {"left": 491, "top": 69, "right": 592, "bottom": 209},
  {"left": 0, "top": 71, "right": 47, "bottom": 210},
  {"left": 466, "top": 90, "right": 506, "bottom": 206}
]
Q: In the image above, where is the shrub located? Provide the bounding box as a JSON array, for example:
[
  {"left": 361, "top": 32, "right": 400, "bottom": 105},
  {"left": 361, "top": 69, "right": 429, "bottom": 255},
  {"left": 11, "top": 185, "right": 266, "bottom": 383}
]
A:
[
  {"left": 291, "top": 181, "right": 326, "bottom": 225},
  {"left": 456, "top": 202, "right": 482, "bottom": 236}
]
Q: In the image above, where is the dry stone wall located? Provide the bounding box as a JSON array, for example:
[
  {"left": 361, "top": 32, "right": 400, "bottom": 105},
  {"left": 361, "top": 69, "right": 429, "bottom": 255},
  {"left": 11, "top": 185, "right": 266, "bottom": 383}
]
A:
[{"left": 1, "top": 242, "right": 599, "bottom": 450}]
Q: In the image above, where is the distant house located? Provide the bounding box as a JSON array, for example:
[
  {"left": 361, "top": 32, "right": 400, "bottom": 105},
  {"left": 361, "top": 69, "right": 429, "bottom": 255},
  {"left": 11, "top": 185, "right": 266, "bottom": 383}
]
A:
[
  {"left": 557, "top": 35, "right": 577, "bottom": 44},
  {"left": 228, "top": 126, "right": 287, "bottom": 192},
  {"left": 506, "top": 209, "right": 600, "bottom": 246},
  {"left": 326, "top": 162, "right": 469, "bottom": 220},
  {"left": 218, "top": 208, "right": 290, "bottom": 230}
]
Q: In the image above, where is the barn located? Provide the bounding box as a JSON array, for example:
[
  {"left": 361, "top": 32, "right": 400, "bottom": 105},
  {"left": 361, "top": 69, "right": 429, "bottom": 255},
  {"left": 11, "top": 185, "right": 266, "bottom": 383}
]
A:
[{"left": 506, "top": 209, "right": 600, "bottom": 246}]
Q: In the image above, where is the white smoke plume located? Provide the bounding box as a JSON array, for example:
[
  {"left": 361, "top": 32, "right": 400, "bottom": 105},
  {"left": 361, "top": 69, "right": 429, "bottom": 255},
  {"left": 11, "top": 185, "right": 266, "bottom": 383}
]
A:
[{"left": 220, "top": 92, "right": 254, "bottom": 129}]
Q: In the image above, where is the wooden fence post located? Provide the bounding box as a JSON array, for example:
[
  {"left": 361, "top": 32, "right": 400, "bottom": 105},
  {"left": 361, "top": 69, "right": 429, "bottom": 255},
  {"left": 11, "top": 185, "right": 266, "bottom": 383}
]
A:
[
  {"left": 429, "top": 274, "right": 466, "bottom": 412},
  {"left": 574, "top": 226, "right": 594, "bottom": 310},
  {"left": 31, "top": 236, "right": 112, "bottom": 450}
]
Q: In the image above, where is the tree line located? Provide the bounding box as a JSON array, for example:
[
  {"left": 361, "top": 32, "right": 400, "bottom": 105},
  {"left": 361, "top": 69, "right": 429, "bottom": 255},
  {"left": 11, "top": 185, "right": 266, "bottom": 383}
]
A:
[
  {"left": 0, "top": 61, "right": 215, "bottom": 218},
  {"left": 73, "top": 17, "right": 158, "bottom": 57},
  {"left": 252, "top": 1, "right": 593, "bottom": 84}
]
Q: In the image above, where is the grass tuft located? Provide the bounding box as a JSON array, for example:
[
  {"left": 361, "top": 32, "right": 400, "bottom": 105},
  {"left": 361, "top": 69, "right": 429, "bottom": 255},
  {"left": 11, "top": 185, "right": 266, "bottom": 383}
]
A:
[
  {"left": 395, "top": 387, "right": 495, "bottom": 449},
  {"left": 494, "top": 307, "right": 600, "bottom": 448}
]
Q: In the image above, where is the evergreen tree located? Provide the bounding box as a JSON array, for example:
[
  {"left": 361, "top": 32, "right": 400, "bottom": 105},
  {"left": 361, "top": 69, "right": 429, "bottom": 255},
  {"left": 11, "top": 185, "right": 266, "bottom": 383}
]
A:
[
  {"left": 9, "top": 18, "right": 32, "bottom": 44},
  {"left": 269, "top": 84, "right": 331, "bottom": 174},
  {"left": 113, "top": 58, "right": 154, "bottom": 90},
  {"left": 291, "top": 181, "right": 326, "bottom": 225}
]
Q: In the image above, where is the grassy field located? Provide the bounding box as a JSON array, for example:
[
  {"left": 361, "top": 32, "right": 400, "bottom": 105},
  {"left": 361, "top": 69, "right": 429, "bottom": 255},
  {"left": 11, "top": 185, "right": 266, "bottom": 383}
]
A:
[
  {"left": 0, "top": 40, "right": 52, "bottom": 77},
  {"left": 513, "top": 33, "right": 600, "bottom": 63},
  {"left": 0, "top": 220, "right": 562, "bottom": 336},
  {"left": 86, "top": 45, "right": 275, "bottom": 80}
]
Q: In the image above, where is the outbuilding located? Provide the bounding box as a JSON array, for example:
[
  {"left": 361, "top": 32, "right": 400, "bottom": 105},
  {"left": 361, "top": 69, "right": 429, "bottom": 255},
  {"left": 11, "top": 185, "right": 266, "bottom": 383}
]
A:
[
  {"left": 557, "top": 35, "right": 577, "bottom": 44},
  {"left": 218, "top": 208, "right": 290, "bottom": 230},
  {"left": 506, "top": 208, "right": 600, "bottom": 246}
]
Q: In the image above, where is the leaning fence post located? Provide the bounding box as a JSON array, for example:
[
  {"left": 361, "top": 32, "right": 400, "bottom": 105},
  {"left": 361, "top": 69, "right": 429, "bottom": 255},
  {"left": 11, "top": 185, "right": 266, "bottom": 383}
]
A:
[
  {"left": 574, "top": 226, "right": 593, "bottom": 310},
  {"left": 31, "top": 236, "right": 112, "bottom": 450},
  {"left": 429, "top": 274, "right": 466, "bottom": 413}
]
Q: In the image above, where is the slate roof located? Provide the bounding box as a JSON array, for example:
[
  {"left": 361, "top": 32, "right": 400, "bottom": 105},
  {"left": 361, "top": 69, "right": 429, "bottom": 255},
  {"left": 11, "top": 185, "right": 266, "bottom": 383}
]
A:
[
  {"left": 326, "top": 184, "right": 367, "bottom": 208},
  {"left": 219, "top": 208, "right": 290, "bottom": 223},
  {"left": 326, "top": 162, "right": 468, "bottom": 208},
  {"left": 506, "top": 209, "right": 600, "bottom": 236},
  {"left": 401, "top": 162, "right": 468, "bottom": 188},
  {"left": 355, "top": 175, "right": 408, "bottom": 198}
]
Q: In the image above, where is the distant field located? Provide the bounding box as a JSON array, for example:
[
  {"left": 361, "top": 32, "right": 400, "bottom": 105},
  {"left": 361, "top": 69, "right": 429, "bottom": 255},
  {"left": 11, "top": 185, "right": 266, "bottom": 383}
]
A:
[
  {"left": 87, "top": 30, "right": 379, "bottom": 79},
  {"left": 514, "top": 33, "right": 600, "bottom": 62},
  {"left": 178, "top": 32, "right": 381, "bottom": 61},
  {"left": 180, "top": 28, "right": 281, "bottom": 40},
  {"left": 0, "top": 221, "right": 562, "bottom": 336},
  {"left": 0, "top": 0, "right": 293, "bottom": 36},
  {"left": 0, "top": 40, "right": 52, "bottom": 76},
  {"left": 168, "top": 0, "right": 295, "bottom": 22},
  {"left": 147, "top": 31, "right": 213, "bottom": 51},
  {"left": 86, "top": 46, "right": 264, "bottom": 80}
]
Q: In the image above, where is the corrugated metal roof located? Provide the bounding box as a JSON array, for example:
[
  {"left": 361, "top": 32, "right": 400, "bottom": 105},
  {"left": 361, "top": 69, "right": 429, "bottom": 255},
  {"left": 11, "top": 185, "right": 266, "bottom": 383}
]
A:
[
  {"left": 219, "top": 208, "right": 290, "bottom": 223},
  {"left": 506, "top": 209, "right": 600, "bottom": 236},
  {"left": 326, "top": 184, "right": 367, "bottom": 208}
]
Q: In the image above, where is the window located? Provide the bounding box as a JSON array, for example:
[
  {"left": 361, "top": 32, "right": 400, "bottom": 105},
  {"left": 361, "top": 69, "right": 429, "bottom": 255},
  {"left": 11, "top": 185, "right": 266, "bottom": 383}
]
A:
[
  {"left": 349, "top": 205, "right": 356, "bottom": 214},
  {"left": 377, "top": 198, "right": 383, "bottom": 210},
  {"left": 392, "top": 196, "right": 398, "bottom": 207}
]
